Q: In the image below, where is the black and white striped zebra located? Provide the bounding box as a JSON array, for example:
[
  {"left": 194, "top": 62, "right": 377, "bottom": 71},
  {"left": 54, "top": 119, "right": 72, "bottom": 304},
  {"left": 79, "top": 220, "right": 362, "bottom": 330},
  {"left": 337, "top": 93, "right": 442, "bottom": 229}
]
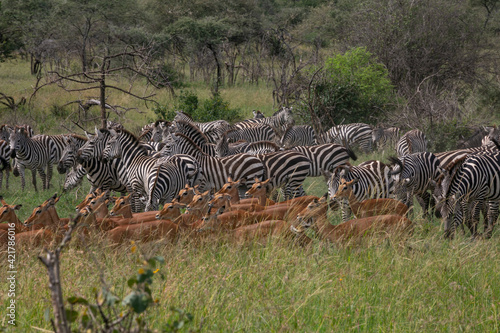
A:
[
  {"left": 255, "top": 151, "right": 312, "bottom": 200},
  {"left": 253, "top": 110, "right": 265, "bottom": 119},
  {"left": 320, "top": 123, "right": 374, "bottom": 153},
  {"left": 168, "top": 120, "right": 217, "bottom": 156},
  {"left": 163, "top": 133, "right": 265, "bottom": 194},
  {"left": 225, "top": 124, "right": 276, "bottom": 144},
  {"left": 102, "top": 129, "right": 203, "bottom": 211},
  {"left": 291, "top": 144, "right": 357, "bottom": 180},
  {"left": 481, "top": 125, "right": 500, "bottom": 147},
  {"left": 57, "top": 134, "right": 129, "bottom": 194},
  {"left": 327, "top": 160, "right": 394, "bottom": 221},
  {"left": 280, "top": 125, "right": 317, "bottom": 148},
  {"left": 388, "top": 152, "right": 442, "bottom": 217},
  {"left": 372, "top": 127, "right": 400, "bottom": 151},
  {"left": 242, "top": 141, "right": 281, "bottom": 155},
  {"left": 214, "top": 133, "right": 250, "bottom": 157},
  {"left": 396, "top": 129, "right": 428, "bottom": 157},
  {"left": 233, "top": 107, "right": 294, "bottom": 138},
  {"left": 0, "top": 140, "right": 11, "bottom": 189},
  {"left": 9, "top": 126, "right": 52, "bottom": 191},
  {"left": 76, "top": 128, "right": 131, "bottom": 193},
  {"left": 440, "top": 150, "right": 500, "bottom": 239},
  {"left": 172, "top": 111, "right": 231, "bottom": 144}
]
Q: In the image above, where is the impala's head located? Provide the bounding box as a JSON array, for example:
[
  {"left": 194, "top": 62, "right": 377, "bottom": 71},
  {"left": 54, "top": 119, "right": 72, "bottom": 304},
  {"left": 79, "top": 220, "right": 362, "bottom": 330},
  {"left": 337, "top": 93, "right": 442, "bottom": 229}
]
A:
[
  {"left": 186, "top": 191, "right": 211, "bottom": 213},
  {"left": 245, "top": 178, "right": 271, "bottom": 198},
  {"left": 88, "top": 190, "right": 110, "bottom": 211},
  {"left": 291, "top": 194, "right": 329, "bottom": 234},
  {"left": 333, "top": 178, "right": 358, "bottom": 199},
  {"left": 24, "top": 193, "right": 58, "bottom": 228},
  {"left": 109, "top": 194, "right": 131, "bottom": 216},
  {"left": 75, "top": 191, "right": 99, "bottom": 212},
  {"left": 156, "top": 202, "right": 186, "bottom": 221},
  {"left": 207, "top": 193, "right": 232, "bottom": 213},
  {"left": 217, "top": 177, "right": 241, "bottom": 196},
  {"left": 0, "top": 200, "right": 22, "bottom": 225},
  {"left": 173, "top": 184, "right": 200, "bottom": 204}
]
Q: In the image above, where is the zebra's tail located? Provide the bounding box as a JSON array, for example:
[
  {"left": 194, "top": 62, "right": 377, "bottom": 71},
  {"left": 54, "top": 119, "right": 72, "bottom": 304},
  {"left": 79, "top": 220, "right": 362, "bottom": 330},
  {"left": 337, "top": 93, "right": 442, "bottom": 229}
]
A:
[
  {"left": 388, "top": 156, "right": 403, "bottom": 175},
  {"left": 345, "top": 147, "right": 357, "bottom": 161},
  {"left": 148, "top": 164, "right": 163, "bottom": 210}
]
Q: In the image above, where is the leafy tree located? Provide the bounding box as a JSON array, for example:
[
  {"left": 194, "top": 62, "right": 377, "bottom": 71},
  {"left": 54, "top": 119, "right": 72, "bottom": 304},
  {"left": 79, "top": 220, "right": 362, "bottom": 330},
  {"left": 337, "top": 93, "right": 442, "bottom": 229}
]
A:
[{"left": 296, "top": 47, "right": 395, "bottom": 131}]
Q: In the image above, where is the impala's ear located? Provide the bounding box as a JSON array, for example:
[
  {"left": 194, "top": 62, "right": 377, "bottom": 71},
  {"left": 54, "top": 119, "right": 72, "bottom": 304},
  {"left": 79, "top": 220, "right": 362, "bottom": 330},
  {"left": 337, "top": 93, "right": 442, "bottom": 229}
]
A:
[
  {"left": 202, "top": 191, "right": 209, "bottom": 196},
  {"left": 14, "top": 204, "right": 22, "bottom": 210}
]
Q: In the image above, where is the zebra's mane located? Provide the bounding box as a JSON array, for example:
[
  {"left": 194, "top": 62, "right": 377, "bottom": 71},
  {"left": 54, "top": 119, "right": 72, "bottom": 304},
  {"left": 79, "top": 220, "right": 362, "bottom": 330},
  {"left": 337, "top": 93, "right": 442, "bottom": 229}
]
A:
[
  {"left": 176, "top": 120, "right": 210, "bottom": 143},
  {"left": 138, "top": 127, "right": 152, "bottom": 140},
  {"left": 69, "top": 134, "right": 88, "bottom": 142},
  {"left": 176, "top": 111, "right": 193, "bottom": 120},
  {"left": 116, "top": 128, "right": 150, "bottom": 155},
  {"left": 388, "top": 156, "right": 404, "bottom": 174},
  {"left": 246, "top": 140, "right": 280, "bottom": 149},
  {"left": 154, "top": 119, "right": 170, "bottom": 127},
  {"left": 173, "top": 133, "right": 205, "bottom": 155}
]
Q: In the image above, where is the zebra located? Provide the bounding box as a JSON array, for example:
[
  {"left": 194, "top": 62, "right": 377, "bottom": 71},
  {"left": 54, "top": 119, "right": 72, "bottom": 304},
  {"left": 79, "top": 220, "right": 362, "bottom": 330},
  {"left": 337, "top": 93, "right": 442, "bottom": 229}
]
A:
[
  {"left": 253, "top": 110, "right": 265, "bottom": 119},
  {"left": 396, "top": 129, "right": 427, "bottom": 157},
  {"left": 388, "top": 152, "right": 442, "bottom": 218},
  {"left": 57, "top": 134, "right": 129, "bottom": 194},
  {"left": 139, "top": 120, "right": 171, "bottom": 143},
  {"left": 242, "top": 141, "right": 281, "bottom": 155},
  {"left": 280, "top": 125, "right": 317, "bottom": 148},
  {"left": 225, "top": 124, "right": 276, "bottom": 144},
  {"left": 163, "top": 133, "right": 265, "bottom": 195},
  {"left": 9, "top": 126, "right": 53, "bottom": 191},
  {"left": 168, "top": 120, "right": 217, "bottom": 156},
  {"left": 77, "top": 127, "right": 131, "bottom": 192},
  {"left": 0, "top": 140, "right": 11, "bottom": 189},
  {"left": 255, "top": 151, "right": 312, "bottom": 200},
  {"left": 214, "top": 133, "right": 250, "bottom": 157},
  {"left": 291, "top": 144, "right": 357, "bottom": 180},
  {"left": 172, "top": 111, "right": 231, "bottom": 144},
  {"left": 481, "top": 125, "right": 500, "bottom": 147},
  {"left": 440, "top": 150, "right": 500, "bottom": 239},
  {"left": 372, "top": 127, "right": 400, "bottom": 151},
  {"left": 102, "top": 129, "right": 202, "bottom": 211},
  {"left": 320, "top": 123, "right": 374, "bottom": 154},
  {"left": 326, "top": 160, "right": 395, "bottom": 221},
  {"left": 233, "top": 107, "right": 294, "bottom": 138}
]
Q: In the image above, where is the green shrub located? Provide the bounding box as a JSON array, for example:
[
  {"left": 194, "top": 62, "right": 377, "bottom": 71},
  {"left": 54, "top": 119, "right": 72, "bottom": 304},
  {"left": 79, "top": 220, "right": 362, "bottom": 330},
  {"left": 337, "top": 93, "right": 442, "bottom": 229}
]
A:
[
  {"left": 153, "top": 91, "right": 242, "bottom": 123},
  {"left": 297, "top": 47, "right": 396, "bottom": 128}
]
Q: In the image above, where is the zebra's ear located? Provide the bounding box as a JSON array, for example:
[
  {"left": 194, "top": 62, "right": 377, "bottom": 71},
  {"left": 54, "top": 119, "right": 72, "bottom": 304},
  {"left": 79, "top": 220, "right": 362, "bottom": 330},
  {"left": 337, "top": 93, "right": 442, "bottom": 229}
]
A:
[{"left": 109, "top": 129, "right": 118, "bottom": 137}]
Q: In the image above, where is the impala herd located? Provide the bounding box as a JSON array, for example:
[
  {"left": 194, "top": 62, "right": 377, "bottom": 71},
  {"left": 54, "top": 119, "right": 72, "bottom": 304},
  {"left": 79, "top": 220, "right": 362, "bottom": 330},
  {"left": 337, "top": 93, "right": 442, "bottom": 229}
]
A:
[{"left": 0, "top": 175, "right": 414, "bottom": 249}]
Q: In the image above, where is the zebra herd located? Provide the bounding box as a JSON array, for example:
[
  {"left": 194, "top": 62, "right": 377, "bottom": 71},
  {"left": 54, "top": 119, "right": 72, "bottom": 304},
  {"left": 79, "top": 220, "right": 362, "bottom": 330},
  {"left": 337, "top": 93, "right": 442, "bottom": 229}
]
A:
[{"left": 2, "top": 109, "right": 500, "bottom": 239}]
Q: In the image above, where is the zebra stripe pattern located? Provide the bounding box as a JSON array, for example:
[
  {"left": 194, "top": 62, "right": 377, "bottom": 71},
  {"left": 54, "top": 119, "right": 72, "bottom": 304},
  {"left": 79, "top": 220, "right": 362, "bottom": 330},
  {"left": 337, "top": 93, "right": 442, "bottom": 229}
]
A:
[
  {"left": 441, "top": 150, "right": 500, "bottom": 238},
  {"left": 320, "top": 123, "right": 374, "bottom": 153},
  {"left": 327, "top": 160, "right": 394, "bottom": 221},
  {"left": 0, "top": 140, "right": 11, "bottom": 189},
  {"left": 280, "top": 125, "right": 317, "bottom": 149},
  {"left": 233, "top": 107, "right": 294, "bottom": 138},
  {"left": 102, "top": 129, "right": 202, "bottom": 211},
  {"left": 242, "top": 141, "right": 281, "bottom": 155},
  {"left": 173, "top": 111, "right": 231, "bottom": 144},
  {"left": 164, "top": 133, "right": 264, "bottom": 194},
  {"left": 372, "top": 127, "right": 400, "bottom": 151},
  {"left": 291, "top": 143, "right": 357, "bottom": 178},
  {"left": 396, "top": 129, "right": 427, "bottom": 157},
  {"left": 9, "top": 127, "right": 52, "bottom": 191},
  {"left": 255, "top": 151, "right": 311, "bottom": 200},
  {"left": 58, "top": 134, "right": 129, "bottom": 194},
  {"left": 225, "top": 124, "right": 275, "bottom": 143},
  {"left": 389, "top": 152, "right": 441, "bottom": 217}
]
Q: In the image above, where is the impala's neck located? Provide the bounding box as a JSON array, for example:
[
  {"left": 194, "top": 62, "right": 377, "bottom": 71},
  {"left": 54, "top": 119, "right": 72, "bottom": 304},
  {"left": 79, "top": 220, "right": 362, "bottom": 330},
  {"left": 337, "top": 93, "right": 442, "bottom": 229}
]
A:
[
  {"left": 3, "top": 213, "right": 26, "bottom": 233},
  {"left": 114, "top": 205, "right": 133, "bottom": 218},
  {"left": 92, "top": 202, "right": 110, "bottom": 219}
]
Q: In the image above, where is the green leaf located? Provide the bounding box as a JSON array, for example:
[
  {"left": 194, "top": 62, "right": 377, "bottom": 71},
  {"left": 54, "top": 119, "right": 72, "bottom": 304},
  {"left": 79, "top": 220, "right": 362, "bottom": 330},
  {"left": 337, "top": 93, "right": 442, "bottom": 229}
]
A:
[
  {"left": 122, "top": 291, "right": 150, "bottom": 314},
  {"left": 127, "top": 277, "right": 138, "bottom": 288},
  {"left": 65, "top": 309, "right": 79, "bottom": 323},
  {"left": 67, "top": 296, "right": 89, "bottom": 305}
]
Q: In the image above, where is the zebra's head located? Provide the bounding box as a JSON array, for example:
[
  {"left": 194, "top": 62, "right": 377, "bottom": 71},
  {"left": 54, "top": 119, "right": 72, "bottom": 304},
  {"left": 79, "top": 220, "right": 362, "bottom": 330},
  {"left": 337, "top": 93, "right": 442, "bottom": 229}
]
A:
[
  {"left": 0, "top": 125, "right": 12, "bottom": 143},
  {"left": 63, "top": 167, "right": 84, "bottom": 192},
  {"left": 9, "top": 126, "right": 29, "bottom": 158},
  {"left": 58, "top": 136, "right": 80, "bottom": 174},
  {"left": 102, "top": 129, "right": 122, "bottom": 161},
  {"left": 78, "top": 127, "right": 108, "bottom": 162}
]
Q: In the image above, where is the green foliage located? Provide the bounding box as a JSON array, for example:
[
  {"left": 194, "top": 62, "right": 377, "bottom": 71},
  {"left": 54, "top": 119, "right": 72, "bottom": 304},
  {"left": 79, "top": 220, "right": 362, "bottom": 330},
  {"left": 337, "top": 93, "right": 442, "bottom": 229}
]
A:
[
  {"left": 426, "top": 119, "right": 478, "bottom": 152},
  {"left": 154, "top": 90, "right": 242, "bottom": 123},
  {"left": 297, "top": 47, "right": 395, "bottom": 128}
]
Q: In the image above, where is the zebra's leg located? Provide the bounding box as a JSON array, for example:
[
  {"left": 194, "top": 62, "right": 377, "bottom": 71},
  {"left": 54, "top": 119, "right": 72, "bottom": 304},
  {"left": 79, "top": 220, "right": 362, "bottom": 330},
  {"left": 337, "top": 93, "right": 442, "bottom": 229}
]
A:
[
  {"left": 5, "top": 168, "right": 8, "bottom": 189},
  {"left": 415, "top": 192, "right": 431, "bottom": 219},
  {"left": 17, "top": 165, "right": 25, "bottom": 191},
  {"left": 0, "top": 170, "right": 3, "bottom": 189},
  {"left": 31, "top": 168, "right": 38, "bottom": 192},
  {"left": 469, "top": 201, "right": 482, "bottom": 238},
  {"left": 37, "top": 167, "right": 47, "bottom": 191},
  {"left": 46, "top": 162, "right": 53, "bottom": 189},
  {"left": 485, "top": 201, "right": 499, "bottom": 239},
  {"left": 340, "top": 199, "right": 352, "bottom": 222}
]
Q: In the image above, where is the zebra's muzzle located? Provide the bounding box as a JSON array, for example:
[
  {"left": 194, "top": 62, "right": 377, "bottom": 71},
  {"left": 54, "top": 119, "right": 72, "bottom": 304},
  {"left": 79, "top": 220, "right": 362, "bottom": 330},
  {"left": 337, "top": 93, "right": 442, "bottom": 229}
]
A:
[
  {"left": 57, "top": 163, "right": 67, "bottom": 174},
  {"left": 10, "top": 150, "right": 16, "bottom": 158}
]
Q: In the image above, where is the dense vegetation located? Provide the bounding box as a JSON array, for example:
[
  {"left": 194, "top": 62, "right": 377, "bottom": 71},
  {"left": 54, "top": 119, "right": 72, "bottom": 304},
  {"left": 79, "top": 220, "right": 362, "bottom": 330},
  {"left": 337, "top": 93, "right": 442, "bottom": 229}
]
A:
[
  {"left": 2, "top": 0, "right": 500, "bottom": 331},
  {"left": 1, "top": 0, "right": 500, "bottom": 145}
]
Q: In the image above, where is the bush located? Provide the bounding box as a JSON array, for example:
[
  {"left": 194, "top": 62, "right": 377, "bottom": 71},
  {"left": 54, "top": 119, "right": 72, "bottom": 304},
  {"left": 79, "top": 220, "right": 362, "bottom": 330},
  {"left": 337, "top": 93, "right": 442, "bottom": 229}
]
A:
[
  {"left": 153, "top": 91, "right": 242, "bottom": 123},
  {"left": 296, "top": 47, "right": 396, "bottom": 129}
]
